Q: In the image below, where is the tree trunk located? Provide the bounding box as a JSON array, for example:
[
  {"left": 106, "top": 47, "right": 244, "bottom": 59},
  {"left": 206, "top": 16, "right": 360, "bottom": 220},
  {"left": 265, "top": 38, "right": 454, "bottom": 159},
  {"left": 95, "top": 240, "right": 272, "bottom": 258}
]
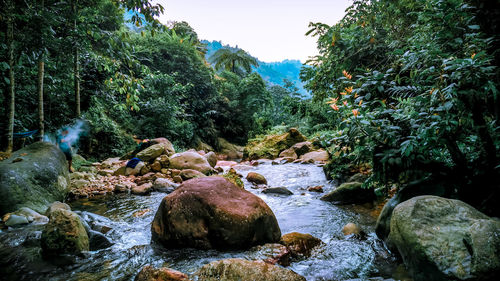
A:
[
  {"left": 6, "top": 0, "right": 15, "bottom": 153},
  {"left": 37, "top": 56, "right": 45, "bottom": 140},
  {"left": 37, "top": 0, "right": 45, "bottom": 141},
  {"left": 72, "top": 0, "right": 80, "bottom": 117}
]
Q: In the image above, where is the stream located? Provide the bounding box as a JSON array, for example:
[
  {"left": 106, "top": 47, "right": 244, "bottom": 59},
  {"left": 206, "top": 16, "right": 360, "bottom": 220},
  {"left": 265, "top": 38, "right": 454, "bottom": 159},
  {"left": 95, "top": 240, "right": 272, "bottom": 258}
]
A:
[{"left": 0, "top": 162, "right": 400, "bottom": 280}]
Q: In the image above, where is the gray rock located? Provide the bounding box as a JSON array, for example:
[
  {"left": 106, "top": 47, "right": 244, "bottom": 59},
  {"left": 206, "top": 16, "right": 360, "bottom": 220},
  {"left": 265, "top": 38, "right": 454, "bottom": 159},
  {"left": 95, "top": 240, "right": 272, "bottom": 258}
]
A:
[
  {"left": 387, "top": 195, "right": 500, "bottom": 281},
  {"left": 152, "top": 178, "right": 178, "bottom": 193},
  {"left": 263, "top": 187, "right": 293, "bottom": 195},
  {"left": 88, "top": 229, "right": 113, "bottom": 251},
  {"left": 5, "top": 214, "right": 30, "bottom": 226},
  {"left": 321, "top": 182, "right": 375, "bottom": 204},
  {"left": 0, "top": 142, "right": 70, "bottom": 214}
]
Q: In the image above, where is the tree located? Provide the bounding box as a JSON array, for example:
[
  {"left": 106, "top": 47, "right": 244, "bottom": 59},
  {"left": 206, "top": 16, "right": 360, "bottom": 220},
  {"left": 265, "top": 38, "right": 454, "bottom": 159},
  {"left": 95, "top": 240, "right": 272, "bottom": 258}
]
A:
[
  {"left": 5, "top": 0, "right": 16, "bottom": 153},
  {"left": 210, "top": 48, "right": 259, "bottom": 76}
]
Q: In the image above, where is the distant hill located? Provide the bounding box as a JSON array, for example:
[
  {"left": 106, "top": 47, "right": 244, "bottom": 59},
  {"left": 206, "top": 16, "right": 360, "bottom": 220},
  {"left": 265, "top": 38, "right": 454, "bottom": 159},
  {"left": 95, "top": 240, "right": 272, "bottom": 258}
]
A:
[{"left": 203, "top": 40, "right": 309, "bottom": 96}]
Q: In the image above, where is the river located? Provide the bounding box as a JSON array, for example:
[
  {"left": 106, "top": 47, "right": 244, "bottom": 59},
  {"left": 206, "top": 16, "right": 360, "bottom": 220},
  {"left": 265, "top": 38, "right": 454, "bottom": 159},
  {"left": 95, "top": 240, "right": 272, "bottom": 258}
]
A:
[{"left": 0, "top": 161, "right": 400, "bottom": 280}]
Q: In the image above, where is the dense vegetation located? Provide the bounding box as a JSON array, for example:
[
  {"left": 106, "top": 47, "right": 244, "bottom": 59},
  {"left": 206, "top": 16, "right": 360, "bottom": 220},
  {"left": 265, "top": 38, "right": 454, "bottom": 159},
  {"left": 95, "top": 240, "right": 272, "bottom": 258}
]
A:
[
  {"left": 0, "top": 0, "right": 302, "bottom": 158},
  {"left": 300, "top": 0, "right": 499, "bottom": 215},
  {"left": 1, "top": 0, "right": 498, "bottom": 215}
]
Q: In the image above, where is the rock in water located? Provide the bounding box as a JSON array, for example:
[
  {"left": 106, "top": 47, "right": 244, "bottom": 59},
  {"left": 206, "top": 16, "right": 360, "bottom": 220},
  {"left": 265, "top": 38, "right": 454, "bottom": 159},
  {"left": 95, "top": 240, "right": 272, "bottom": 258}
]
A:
[
  {"left": 196, "top": 258, "right": 305, "bottom": 281},
  {"left": 243, "top": 128, "right": 307, "bottom": 160},
  {"left": 151, "top": 177, "right": 281, "bottom": 250},
  {"left": 41, "top": 209, "right": 89, "bottom": 257},
  {"left": 321, "top": 181, "right": 375, "bottom": 204},
  {"left": 280, "top": 232, "right": 323, "bottom": 258},
  {"left": 262, "top": 187, "right": 293, "bottom": 196},
  {"left": 0, "top": 142, "right": 70, "bottom": 214},
  {"left": 168, "top": 151, "right": 213, "bottom": 175},
  {"left": 246, "top": 172, "right": 267, "bottom": 185},
  {"left": 387, "top": 195, "right": 500, "bottom": 281},
  {"left": 135, "top": 265, "right": 190, "bottom": 281}
]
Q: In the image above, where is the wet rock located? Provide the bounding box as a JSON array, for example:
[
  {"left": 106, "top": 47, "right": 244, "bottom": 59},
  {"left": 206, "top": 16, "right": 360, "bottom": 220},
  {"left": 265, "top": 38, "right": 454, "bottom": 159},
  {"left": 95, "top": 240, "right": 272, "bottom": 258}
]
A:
[
  {"left": 131, "top": 183, "right": 152, "bottom": 195},
  {"left": 307, "top": 185, "right": 324, "bottom": 193},
  {"left": 41, "top": 209, "right": 89, "bottom": 257},
  {"left": 321, "top": 182, "right": 375, "bottom": 204},
  {"left": 4, "top": 214, "right": 29, "bottom": 226},
  {"left": 299, "top": 149, "right": 329, "bottom": 163},
  {"left": 169, "top": 151, "right": 213, "bottom": 175},
  {"left": 342, "top": 223, "right": 366, "bottom": 239},
  {"left": 246, "top": 172, "right": 267, "bottom": 185},
  {"left": 280, "top": 232, "right": 323, "bottom": 258},
  {"left": 0, "top": 142, "right": 70, "bottom": 215},
  {"left": 151, "top": 177, "right": 281, "bottom": 250},
  {"left": 243, "top": 128, "right": 307, "bottom": 160},
  {"left": 135, "top": 265, "right": 190, "bottom": 281},
  {"left": 88, "top": 229, "right": 113, "bottom": 251},
  {"left": 387, "top": 195, "right": 500, "bottom": 281},
  {"left": 278, "top": 147, "right": 298, "bottom": 159},
  {"left": 204, "top": 151, "right": 217, "bottom": 168},
  {"left": 8, "top": 207, "right": 49, "bottom": 225},
  {"left": 172, "top": 176, "right": 182, "bottom": 183},
  {"left": 291, "top": 141, "right": 313, "bottom": 157},
  {"left": 251, "top": 243, "right": 291, "bottom": 266},
  {"left": 180, "top": 169, "right": 206, "bottom": 181},
  {"left": 262, "top": 187, "right": 293, "bottom": 196},
  {"left": 196, "top": 258, "right": 305, "bottom": 281},
  {"left": 152, "top": 178, "right": 178, "bottom": 193},
  {"left": 45, "top": 201, "right": 71, "bottom": 216}
]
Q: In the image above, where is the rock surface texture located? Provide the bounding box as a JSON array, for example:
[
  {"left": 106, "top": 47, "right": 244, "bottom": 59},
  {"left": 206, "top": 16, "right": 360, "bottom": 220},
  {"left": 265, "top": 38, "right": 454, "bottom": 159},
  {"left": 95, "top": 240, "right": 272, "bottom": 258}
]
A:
[
  {"left": 151, "top": 177, "right": 281, "bottom": 250},
  {"left": 387, "top": 195, "right": 500, "bottom": 281}
]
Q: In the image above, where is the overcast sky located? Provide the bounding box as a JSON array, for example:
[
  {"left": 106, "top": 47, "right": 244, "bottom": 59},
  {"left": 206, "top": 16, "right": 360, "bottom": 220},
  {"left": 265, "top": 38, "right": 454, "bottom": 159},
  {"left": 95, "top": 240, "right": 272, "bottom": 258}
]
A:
[{"left": 154, "top": 0, "right": 351, "bottom": 62}]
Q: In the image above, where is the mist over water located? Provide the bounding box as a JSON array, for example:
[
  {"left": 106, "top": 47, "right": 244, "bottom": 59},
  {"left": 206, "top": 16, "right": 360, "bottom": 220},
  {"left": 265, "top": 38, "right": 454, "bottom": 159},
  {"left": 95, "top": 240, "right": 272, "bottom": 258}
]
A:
[{"left": 43, "top": 119, "right": 88, "bottom": 154}]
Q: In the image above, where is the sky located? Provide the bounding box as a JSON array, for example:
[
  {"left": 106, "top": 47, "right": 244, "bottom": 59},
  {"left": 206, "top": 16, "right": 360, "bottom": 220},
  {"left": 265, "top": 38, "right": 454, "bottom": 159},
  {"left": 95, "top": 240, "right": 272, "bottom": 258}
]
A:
[{"left": 154, "top": 0, "right": 351, "bottom": 63}]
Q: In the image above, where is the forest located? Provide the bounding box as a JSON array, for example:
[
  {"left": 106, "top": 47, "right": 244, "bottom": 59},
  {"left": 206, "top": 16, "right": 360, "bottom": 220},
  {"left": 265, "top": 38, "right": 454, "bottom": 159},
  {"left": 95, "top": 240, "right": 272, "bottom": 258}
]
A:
[{"left": 0, "top": 0, "right": 499, "bottom": 280}]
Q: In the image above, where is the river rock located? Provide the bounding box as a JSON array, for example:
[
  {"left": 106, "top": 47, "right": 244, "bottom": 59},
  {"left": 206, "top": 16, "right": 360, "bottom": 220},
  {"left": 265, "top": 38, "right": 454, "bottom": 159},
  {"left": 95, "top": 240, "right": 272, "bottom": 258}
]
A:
[
  {"left": 136, "top": 144, "right": 166, "bottom": 163},
  {"left": 347, "top": 173, "right": 369, "bottom": 183},
  {"left": 280, "top": 232, "right": 323, "bottom": 258},
  {"left": 321, "top": 182, "right": 375, "bottom": 204},
  {"left": 41, "top": 209, "right": 89, "bottom": 256},
  {"left": 243, "top": 128, "right": 307, "bottom": 160},
  {"left": 152, "top": 178, "right": 178, "bottom": 193},
  {"left": 218, "top": 138, "right": 244, "bottom": 160},
  {"left": 180, "top": 169, "right": 206, "bottom": 180},
  {"left": 168, "top": 151, "right": 213, "bottom": 175},
  {"left": 299, "top": 149, "right": 329, "bottom": 163},
  {"left": 151, "top": 177, "right": 281, "bottom": 250},
  {"left": 88, "top": 229, "right": 113, "bottom": 251},
  {"left": 0, "top": 142, "right": 70, "bottom": 215},
  {"left": 291, "top": 141, "right": 313, "bottom": 156},
  {"left": 307, "top": 185, "right": 323, "bottom": 192},
  {"left": 151, "top": 161, "right": 162, "bottom": 172},
  {"left": 4, "top": 214, "right": 30, "bottom": 226},
  {"left": 131, "top": 183, "right": 152, "bottom": 195},
  {"left": 195, "top": 258, "right": 305, "bottom": 281},
  {"left": 135, "top": 265, "right": 190, "bottom": 281},
  {"left": 262, "top": 187, "right": 293, "bottom": 196},
  {"left": 114, "top": 184, "right": 130, "bottom": 193},
  {"left": 387, "top": 195, "right": 500, "bottom": 281},
  {"left": 7, "top": 207, "right": 49, "bottom": 225},
  {"left": 250, "top": 243, "right": 291, "bottom": 266},
  {"left": 45, "top": 201, "right": 71, "bottom": 216},
  {"left": 278, "top": 147, "right": 298, "bottom": 159},
  {"left": 204, "top": 151, "right": 217, "bottom": 168},
  {"left": 246, "top": 172, "right": 267, "bottom": 185}
]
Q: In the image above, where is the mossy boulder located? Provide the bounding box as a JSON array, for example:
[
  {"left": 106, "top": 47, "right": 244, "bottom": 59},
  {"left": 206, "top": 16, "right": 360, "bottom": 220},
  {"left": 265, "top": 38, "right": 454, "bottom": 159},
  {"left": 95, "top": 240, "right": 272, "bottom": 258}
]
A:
[
  {"left": 196, "top": 258, "right": 305, "bottom": 281},
  {"left": 243, "top": 128, "right": 307, "bottom": 160},
  {"left": 0, "top": 142, "right": 70, "bottom": 215},
  {"left": 387, "top": 195, "right": 500, "bottom": 281},
  {"left": 217, "top": 138, "right": 244, "bottom": 160},
  {"left": 321, "top": 181, "right": 375, "bottom": 204},
  {"left": 41, "top": 209, "right": 89, "bottom": 257}
]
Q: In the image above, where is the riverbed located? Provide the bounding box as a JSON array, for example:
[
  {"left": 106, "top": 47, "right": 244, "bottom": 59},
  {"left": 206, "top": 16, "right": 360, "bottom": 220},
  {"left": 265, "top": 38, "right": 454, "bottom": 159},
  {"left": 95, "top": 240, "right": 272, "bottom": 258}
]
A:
[{"left": 0, "top": 162, "right": 399, "bottom": 280}]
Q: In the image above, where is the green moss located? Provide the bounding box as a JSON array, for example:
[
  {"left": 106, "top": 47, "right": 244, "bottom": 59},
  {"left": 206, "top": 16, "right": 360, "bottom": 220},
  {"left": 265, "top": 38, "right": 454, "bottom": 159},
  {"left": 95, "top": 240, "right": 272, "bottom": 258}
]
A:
[{"left": 220, "top": 173, "right": 244, "bottom": 189}]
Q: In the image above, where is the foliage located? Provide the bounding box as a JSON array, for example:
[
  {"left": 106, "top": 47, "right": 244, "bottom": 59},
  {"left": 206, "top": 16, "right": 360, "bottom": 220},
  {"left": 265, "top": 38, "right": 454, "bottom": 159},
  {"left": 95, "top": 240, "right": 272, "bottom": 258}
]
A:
[
  {"left": 303, "top": 0, "right": 500, "bottom": 214},
  {"left": 210, "top": 48, "right": 259, "bottom": 76}
]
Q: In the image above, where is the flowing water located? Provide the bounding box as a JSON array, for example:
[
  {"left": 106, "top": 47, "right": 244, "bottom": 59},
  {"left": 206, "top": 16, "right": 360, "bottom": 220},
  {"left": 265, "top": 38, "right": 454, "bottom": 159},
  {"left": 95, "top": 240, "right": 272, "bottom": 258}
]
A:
[{"left": 0, "top": 162, "right": 399, "bottom": 281}]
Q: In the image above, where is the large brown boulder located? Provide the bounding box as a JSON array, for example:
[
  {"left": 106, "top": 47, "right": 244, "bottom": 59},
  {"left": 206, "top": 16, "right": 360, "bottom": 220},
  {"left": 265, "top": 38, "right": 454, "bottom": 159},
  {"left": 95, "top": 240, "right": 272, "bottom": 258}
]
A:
[
  {"left": 196, "top": 258, "right": 305, "bottom": 281},
  {"left": 168, "top": 151, "right": 213, "bottom": 175},
  {"left": 151, "top": 177, "right": 281, "bottom": 250},
  {"left": 246, "top": 172, "right": 267, "bottom": 185},
  {"left": 243, "top": 128, "right": 307, "bottom": 160},
  {"left": 0, "top": 142, "right": 70, "bottom": 215},
  {"left": 387, "top": 196, "right": 500, "bottom": 281},
  {"left": 41, "top": 209, "right": 89, "bottom": 256},
  {"left": 299, "top": 149, "right": 329, "bottom": 163}
]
